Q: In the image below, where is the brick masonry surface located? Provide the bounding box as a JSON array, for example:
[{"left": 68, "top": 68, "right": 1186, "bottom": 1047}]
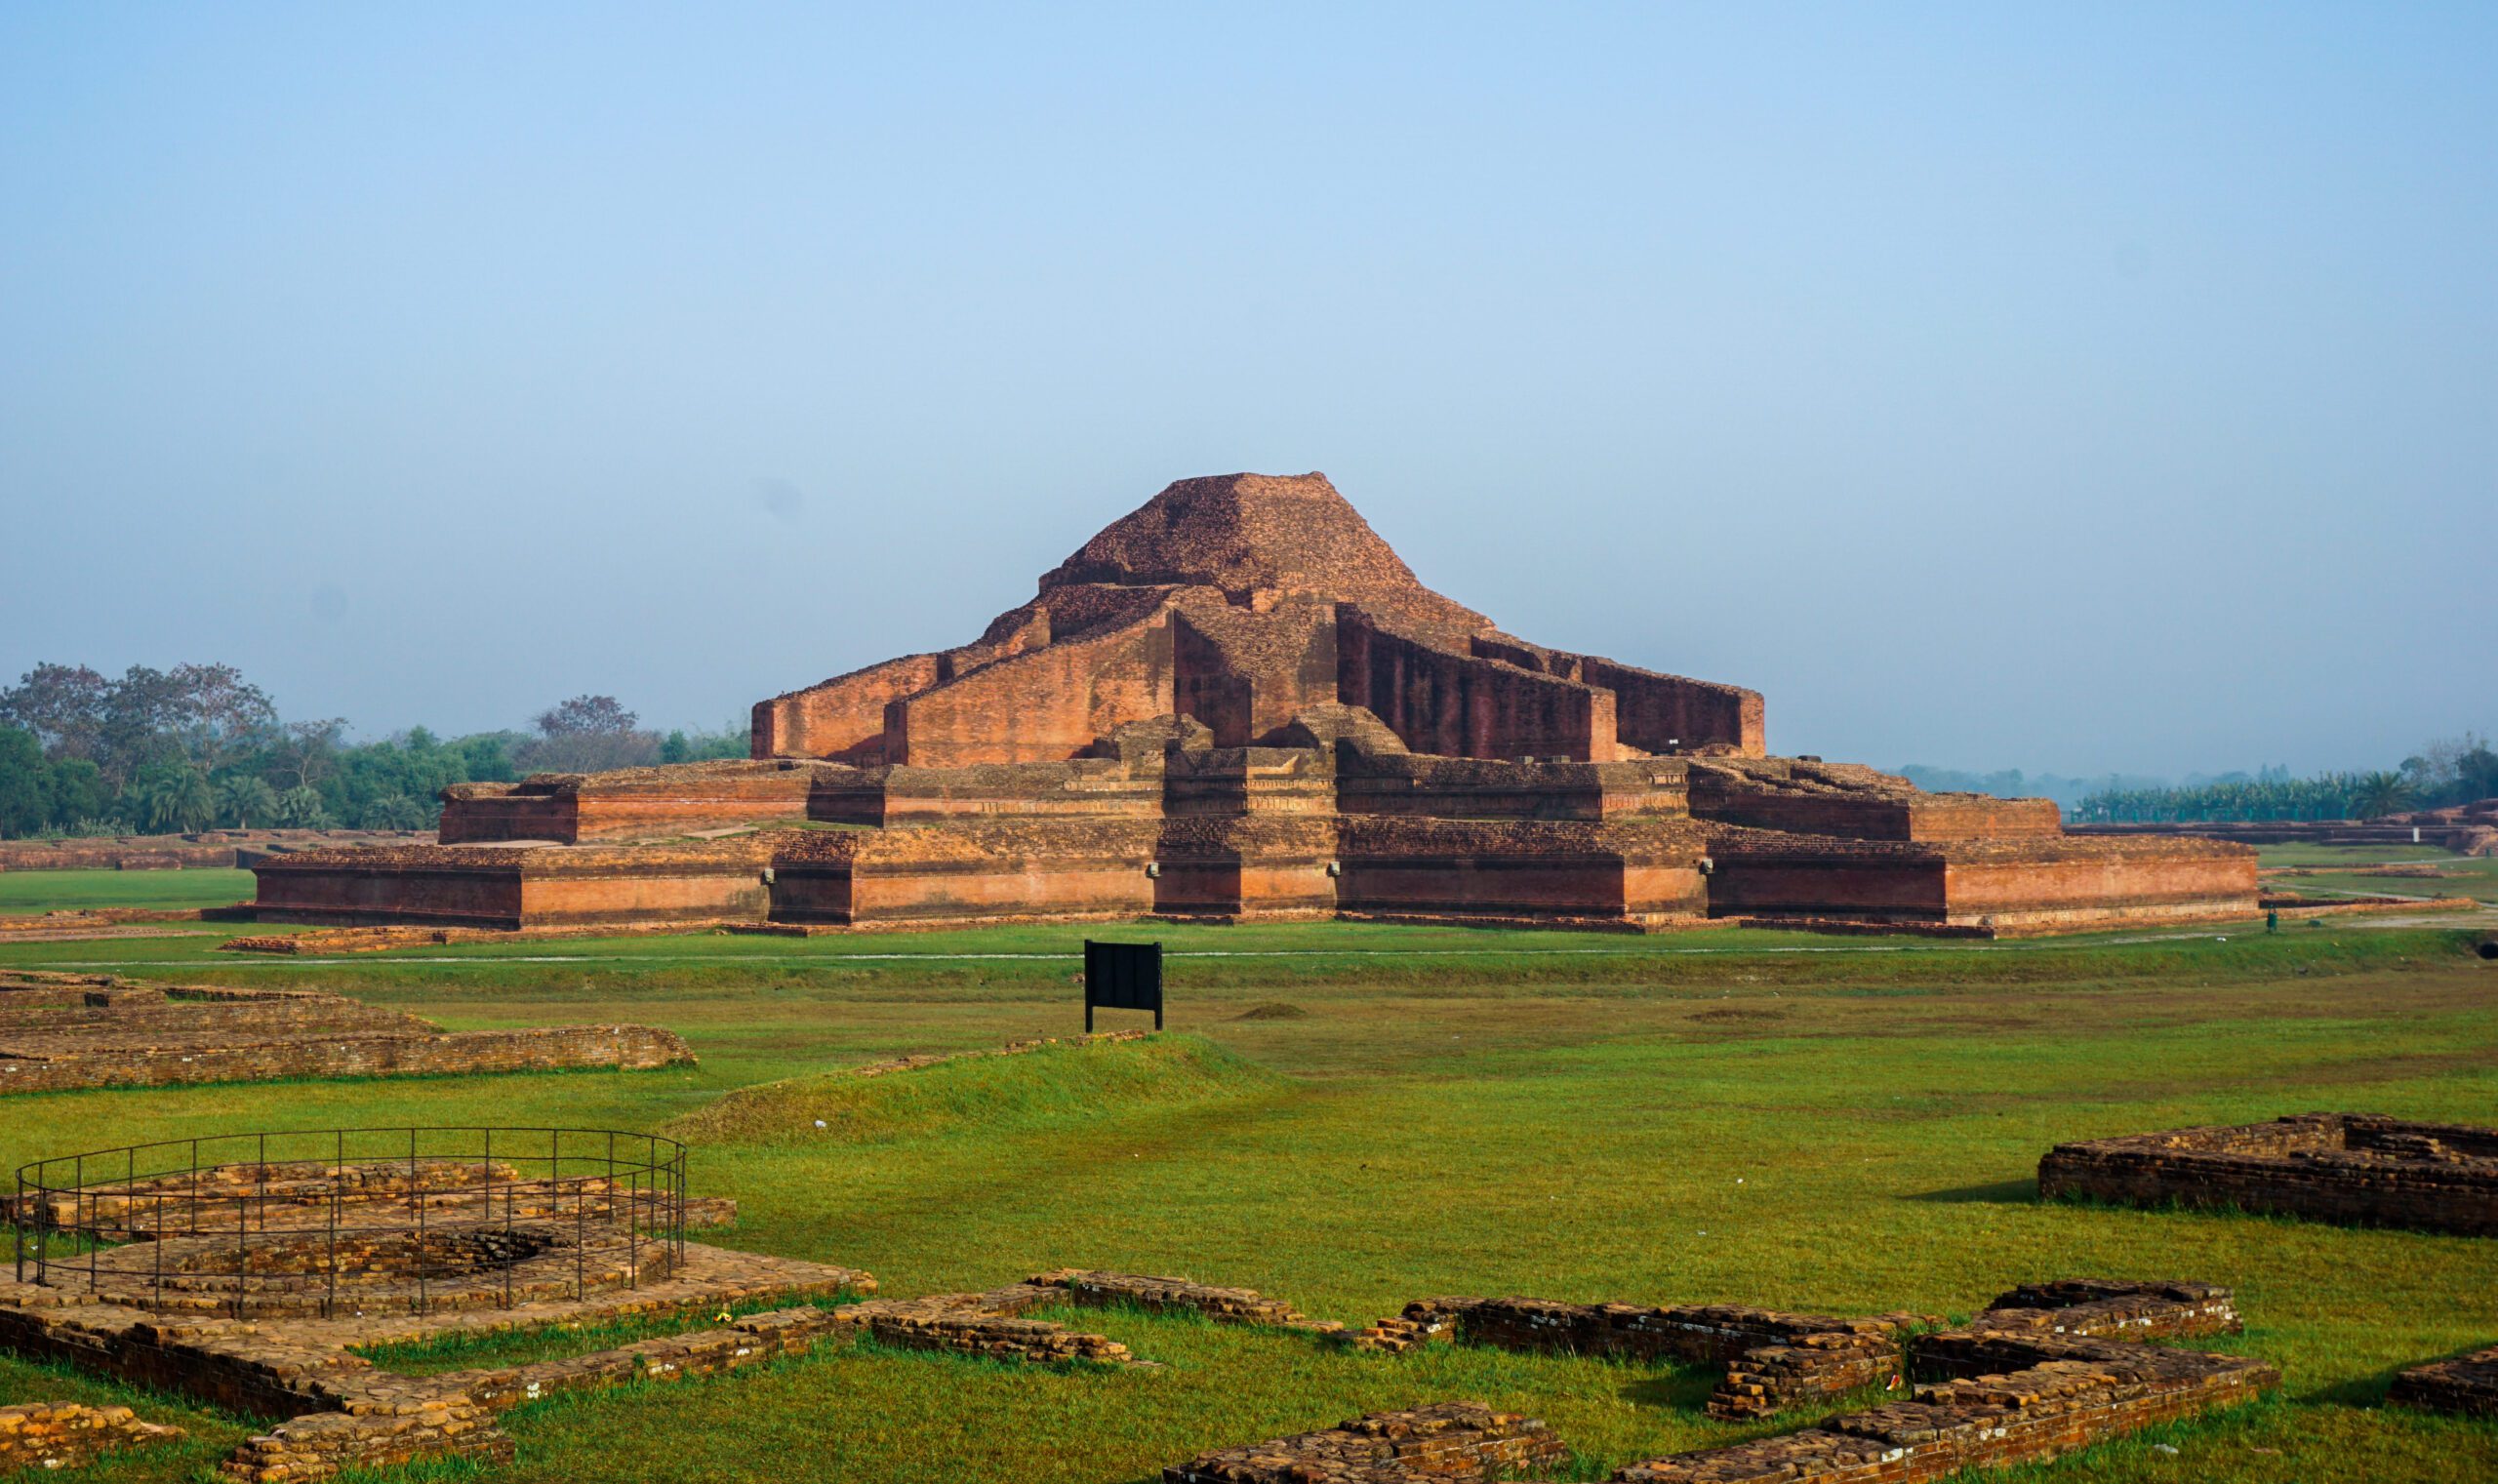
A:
[
  {"left": 0, "top": 1241, "right": 873, "bottom": 1481},
  {"left": 1603, "top": 1281, "right": 2269, "bottom": 1484},
  {"left": 0, "top": 969, "right": 693, "bottom": 1095},
  {"left": 2388, "top": 1344, "right": 2498, "bottom": 1418},
  {"left": 1610, "top": 1336, "right": 2274, "bottom": 1484},
  {"left": 2037, "top": 1112, "right": 2498, "bottom": 1236},
  {"left": 1163, "top": 1401, "right": 1567, "bottom": 1484},
  {"left": 5, "top": 1249, "right": 2283, "bottom": 1484},
  {"left": 252, "top": 472, "right": 2267, "bottom": 938},
  {"left": 0, "top": 1399, "right": 184, "bottom": 1470}
]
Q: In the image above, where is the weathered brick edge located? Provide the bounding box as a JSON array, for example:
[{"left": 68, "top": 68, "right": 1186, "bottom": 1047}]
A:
[
  {"left": 0, "top": 1242, "right": 871, "bottom": 1482},
  {"left": 1340, "top": 1296, "right": 1937, "bottom": 1420},
  {"left": 1342, "top": 1279, "right": 2241, "bottom": 1427},
  {"left": 1163, "top": 1400, "right": 1566, "bottom": 1484},
  {"left": 2037, "top": 1111, "right": 2498, "bottom": 1237},
  {"left": 0, "top": 1399, "right": 184, "bottom": 1470},
  {"left": 1613, "top": 1336, "right": 2274, "bottom": 1483},
  {"left": 2388, "top": 1343, "right": 2498, "bottom": 1418}
]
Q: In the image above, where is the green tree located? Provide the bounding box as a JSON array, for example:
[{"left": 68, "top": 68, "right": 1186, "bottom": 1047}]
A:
[
  {"left": 218, "top": 775, "right": 280, "bottom": 829},
  {"left": 276, "top": 784, "right": 332, "bottom": 828},
  {"left": 2350, "top": 771, "right": 2415, "bottom": 820},
  {"left": 138, "top": 765, "right": 217, "bottom": 833},
  {"left": 362, "top": 793, "right": 433, "bottom": 830},
  {"left": 0, "top": 726, "right": 51, "bottom": 836}
]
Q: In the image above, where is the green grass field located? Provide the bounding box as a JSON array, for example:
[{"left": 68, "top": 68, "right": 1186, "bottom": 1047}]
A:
[
  {"left": 0, "top": 866, "right": 255, "bottom": 914},
  {"left": 2253, "top": 846, "right": 2498, "bottom": 906},
  {"left": 1, "top": 864, "right": 2494, "bottom": 1482}
]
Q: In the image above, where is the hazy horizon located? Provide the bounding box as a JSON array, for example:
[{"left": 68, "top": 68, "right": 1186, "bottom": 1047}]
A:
[{"left": 4, "top": 5, "right": 2489, "bottom": 779}]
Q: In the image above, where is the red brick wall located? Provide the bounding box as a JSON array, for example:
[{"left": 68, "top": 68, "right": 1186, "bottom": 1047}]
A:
[
  {"left": 254, "top": 862, "right": 530, "bottom": 928},
  {"left": 1337, "top": 608, "right": 1619, "bottom": 762},
  {"left": 438, "top": 794, "right": 581, "bottom": 844},
  {"left": 1690, "top": 790, "right": 2060, "bottom": 842},
  {"left": 751, "top": 654, "right": 947, "bottom": 761},
  {"left": 888, "top": 614, "right": 1177, "bottom": 766},
  {"left": 1572, "top": 657, "right": 1765, "bottom": 757}
]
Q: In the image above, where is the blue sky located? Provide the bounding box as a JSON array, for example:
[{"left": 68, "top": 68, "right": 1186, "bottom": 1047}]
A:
[{"left": 2, "top": 4, "right": 2489, "bottom": 776}]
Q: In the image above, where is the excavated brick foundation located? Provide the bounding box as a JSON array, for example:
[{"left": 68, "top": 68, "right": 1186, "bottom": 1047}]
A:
[
  {"left": 1311, "top": 1279, "right": 2264, "bottom": 1483},
  {"left": 0, "top": 1400, "right": 185, "bottom": 1470},
  {"left": 1164, "top": 1401, "right": 1568, "bottom": 1483},
  {"left": 2037, "top": 1112, "right": 2498, "bottom": 1236},
  {"left": 2389, "top": 1344, "right": 2498, "bottom": 1417},
  {"left": 1344, "top": 1295, "right": 1936, "bottom": 1421},
  {"left": 0, "top": 1241, "right": 873, "bottom": 1481},
  {"left": 0, "top": 970, "right": 693, "bottom": 1095},
  {"left": 1611, "top": 1335, "right": 2273, "bottom": 1483}
]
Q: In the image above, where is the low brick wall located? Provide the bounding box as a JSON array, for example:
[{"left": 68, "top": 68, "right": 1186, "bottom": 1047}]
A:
[
  {"left": 0, "top": 1400, "right": 184, "bottom": 1470},
  {"left": 2037, "top": 1112, "right": 2498, "bottom": 1236},
  {"left": 1027, "top": 1268, "right": 1342, "bottom": 1335},
  {"left": 2, "top": 1242, "right": 872, "bottom": 1481},
  {"left": 2389, "top": 1344, "right": 2498, "bottom": 1417},
  {"left": 1342, "top": 1295, "right": 1934, "bottom": 1421},
  {"left": 1165, "top": 1401, "right": 1566, "bottom": 1484},
  {"left": 837, "top": 1285, "right": 1135, "bottom": 1365},
  {"left": 1613, "top": 1328, "right": 2275, "bottom": 1483}
]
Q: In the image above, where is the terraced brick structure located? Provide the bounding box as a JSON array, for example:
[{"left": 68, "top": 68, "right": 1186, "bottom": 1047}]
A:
[
  {"left": 0, "top": 970, "right": 692, "bottom": 1095},
  {"left": 254, "top": 472, "right": 2257, "bottom": 936},
  {"left": 2038, "top": 1112, "right": 2498, "bottom": 1236}
]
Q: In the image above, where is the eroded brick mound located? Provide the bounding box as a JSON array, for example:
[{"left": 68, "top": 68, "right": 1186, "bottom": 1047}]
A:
[
  {"left": 1037, "top": 471, "right": 1491, "bottom": 635},
  {"left": 2038, "top": 1112, "right": 2498, "bottom": 1236},
  {"left": 0, "top": 1400, "right": 183, "bottom": 1470},
  {"left": 1164, "top": 1401, "right": 1566, "bottom": 1484},
  {"left": 2389, "top": 1343, "right": 2498, "bottom": 1417},
  {"left": 0, "top": 969, "right": 692, "bottom": 1095}
]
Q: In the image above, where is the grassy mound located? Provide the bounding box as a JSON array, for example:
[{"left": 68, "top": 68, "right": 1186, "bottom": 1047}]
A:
[
  {"left": 1234, "top": 1001, "right": 1310, "bottom": 1021},
  {"left": 667, "top": 1033, "right": 1282, "bottom": 1145}
]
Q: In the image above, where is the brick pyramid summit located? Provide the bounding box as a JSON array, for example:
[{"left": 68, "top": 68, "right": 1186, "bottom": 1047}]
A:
[{"left": 252, "top": 472, "right": 2258, "bottom": 936}]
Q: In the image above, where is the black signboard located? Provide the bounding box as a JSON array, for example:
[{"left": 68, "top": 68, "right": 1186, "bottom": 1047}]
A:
[{"left": 1082, "top": 940, "right": 1163, "bottom": 1031}]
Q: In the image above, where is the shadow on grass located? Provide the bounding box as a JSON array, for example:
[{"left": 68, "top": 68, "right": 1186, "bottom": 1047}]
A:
[
  {"left": 1904, "top": 1178, "right": 2036, "bottom": 1205},
  {"left": 1617, "top": 1362, "right": 1720, "bottom": 1413}
]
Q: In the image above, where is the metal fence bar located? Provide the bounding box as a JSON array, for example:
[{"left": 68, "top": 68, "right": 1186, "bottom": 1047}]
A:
[{"left": 12, "top": 1128, "right": 692, "bottom": 1316}]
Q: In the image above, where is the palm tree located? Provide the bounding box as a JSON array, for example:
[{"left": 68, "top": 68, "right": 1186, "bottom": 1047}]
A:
[
  {"left": 2350, "top": 771, "right": 2415, "bottom": 821},
  {"left": 276, "top": 784, "right": 332, "bottom": 829},
  {"left": 142, "top": 768, "right": 217, "bottom": 833},
  {"left": 217, "top": 775, "right": 279, "bottom": 829},
  {"left": 362, "top": 793, "right": 432, "bottom": 831}
]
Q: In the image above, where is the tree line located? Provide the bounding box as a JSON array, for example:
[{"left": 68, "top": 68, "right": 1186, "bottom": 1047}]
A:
[
  {"left": 2069, "top": 736, "right": 2498, "bottom": 823},
  {"left": 0, "top": 662, "right": 746, "bottom": 838}
]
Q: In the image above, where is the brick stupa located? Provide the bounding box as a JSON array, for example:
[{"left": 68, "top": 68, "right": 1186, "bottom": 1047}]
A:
[{"left": 256, "top": 473, "right": 2255, "bottom": 935}]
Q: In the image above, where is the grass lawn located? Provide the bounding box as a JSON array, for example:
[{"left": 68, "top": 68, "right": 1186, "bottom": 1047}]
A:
[
  {"left": 0, "top": 866, "right": 256, "bottom": 914},
  {"left": 2257, "top": 844, "right": 2498, "bottom": 905},
  {"left": 1, "top": 913, "right": 2494, "bottom": 1482}
]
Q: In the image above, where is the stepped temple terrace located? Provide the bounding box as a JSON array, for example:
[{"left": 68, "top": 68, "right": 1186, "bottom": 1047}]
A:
[{"left": 251, "top": 472, "right": 2256, "bottom": 936}]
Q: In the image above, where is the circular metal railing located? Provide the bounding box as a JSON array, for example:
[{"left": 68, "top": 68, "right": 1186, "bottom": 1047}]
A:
[{"left": 8, "top": 1128, "right": 686, "bottom": 1318}]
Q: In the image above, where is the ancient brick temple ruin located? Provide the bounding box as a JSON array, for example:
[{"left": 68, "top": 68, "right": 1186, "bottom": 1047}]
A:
[{"left": 253, "top": 473, "right": 2256, "bottom": 936}]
